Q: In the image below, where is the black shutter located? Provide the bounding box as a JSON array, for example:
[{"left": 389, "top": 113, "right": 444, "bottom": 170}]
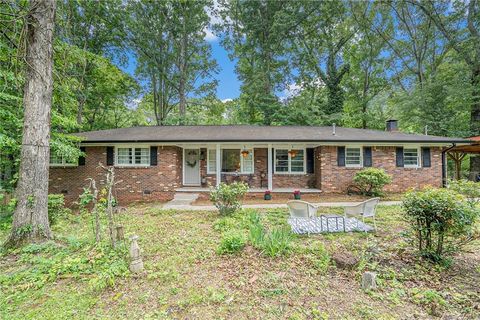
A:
[
  {"left": 422, "top": 147, "right": 431, "bottom": 167},
  {"left": 306, "top": 148, "right": 314, "bottom": 173},
  {"left": 337, "top": 146, "right": 345, "bottom": 166},
  {"left": 78, "top": 147, "right": 86, "bottom": 166},
  {"left": 150, "top": 146, "right": 158, "bottom": 166},
  {"left": 396, "top": 147, "right": 404, "bottom": 167},
  {"left": 363, "top": 147, "right": 372, "bottom": 167},
  {"left": 106, "top": 146, "right": 114, "bottom": 166}
]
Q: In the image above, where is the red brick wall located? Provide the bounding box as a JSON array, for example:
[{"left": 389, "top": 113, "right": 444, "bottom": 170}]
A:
[
  {"left": 319, "top": 146, "right": 443, "bottom": 193},
  {"left": 48, "top": 146, "right": 181, "bottom": 205}
]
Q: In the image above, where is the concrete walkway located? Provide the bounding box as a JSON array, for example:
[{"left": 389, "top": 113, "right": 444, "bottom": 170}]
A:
[
  {"left": 160, "top": 200, "right": 401, "bottom": 211},
  {"left": 162, "top": 193, "right": 199, "bottom": 209}
]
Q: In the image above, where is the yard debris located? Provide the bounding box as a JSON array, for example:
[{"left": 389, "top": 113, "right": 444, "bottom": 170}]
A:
[{"left": 361, "top": 271, "right": 377, "bottom": 291}]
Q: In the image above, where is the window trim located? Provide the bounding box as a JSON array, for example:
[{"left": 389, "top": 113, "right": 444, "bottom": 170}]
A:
[
  {"left": 345, "top": 146, "right": 363, "bottom": 168},
  {"left": 114, "top": 145, "right": 151, "bottom": 167},
  {"left": 403, "top": 147, "right": 421, "bottom": 168},
  {"left": 49, "top": 154, "right": 78, "bottom": 167},
  {"left": 274, "top": 148, "right": 306, "bottom": 175},
  {"left": 206, "top": 148, "right": 255, "bottom": 174}
]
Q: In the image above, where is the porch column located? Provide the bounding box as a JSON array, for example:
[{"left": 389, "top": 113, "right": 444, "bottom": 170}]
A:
[
  {"left": 216, "top": 144, "right": 221, "bottom": 186},
  {"left": 267, "top": 144, "right": 273, "bottom": 190}
]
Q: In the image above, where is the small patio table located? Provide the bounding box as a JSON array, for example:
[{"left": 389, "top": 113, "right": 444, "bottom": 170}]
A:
[{"left": 320, "top": 214, "right": 346, "bottom": 232}]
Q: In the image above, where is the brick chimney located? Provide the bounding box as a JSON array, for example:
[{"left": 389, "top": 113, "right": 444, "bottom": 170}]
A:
[{"left": 386, "top": 119, "right": 398, "bottom": 132}]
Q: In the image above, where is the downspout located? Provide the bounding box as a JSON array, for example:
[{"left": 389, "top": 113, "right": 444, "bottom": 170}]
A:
[{"left": 442, "top": 144, "right": 456, "bottom": 187}]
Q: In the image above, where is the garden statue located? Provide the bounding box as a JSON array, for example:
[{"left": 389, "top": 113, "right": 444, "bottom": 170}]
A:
[{"left": 129, "top": 235, "right": 144, "bottom": 273}]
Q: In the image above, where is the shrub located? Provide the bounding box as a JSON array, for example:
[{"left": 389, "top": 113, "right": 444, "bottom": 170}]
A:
[
  {"left": 353, "top": 168, "right": 392, "bottom": 196},
  {"left": 217, "top": 231, "right": 246, "bottom": 255},
  {"left": 48, "top": 194, "right": 70, "bottom": 225},
  {"left": 210, "top": 182, "right": 249, "bottom": 215},
  {"left": 261, "top": 227, "right": 293, "bottom": 257},
  {"left": 447, "top": 179, "right": 480, "bottom": 207},
  {"left": 402, "top": 187, "right": 479, "bottom": 262}
]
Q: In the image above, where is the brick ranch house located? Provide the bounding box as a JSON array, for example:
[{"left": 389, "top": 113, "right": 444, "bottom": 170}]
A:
[{"left": 48, "top": 121, "right": 468, "bottom": 205}]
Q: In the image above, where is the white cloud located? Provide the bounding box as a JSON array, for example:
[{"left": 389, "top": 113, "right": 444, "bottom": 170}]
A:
[
  {"left": 204, "top": 28, "right": 218, "bottom": 42},
  {"left": 221, "top": 98, "right": 233, "bottom": 103}
]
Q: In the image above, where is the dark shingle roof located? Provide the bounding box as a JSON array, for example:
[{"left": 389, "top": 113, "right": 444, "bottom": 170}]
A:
[{"left": 76, "top": 125, "right": 468, "bottom": 144}]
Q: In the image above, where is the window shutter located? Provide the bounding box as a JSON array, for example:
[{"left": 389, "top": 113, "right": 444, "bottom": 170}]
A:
[
  {"left": 422, "top": 147, "right": 431, "bottom": 167},
  {"left": 150, "top": 146, "right": 158, "bottom": 166},
  {"left": 337, "top": 147, "right": 345, "bottom": 167},
  {"left": 363, "top": 147, "right": 372, "bottom": 167},
  {"left": 306, "top": 148, "right": 314, "bottom": 173},
  {"left": 396, "top": 147, "right": 404, "bottom": 167},
  {"left": 78, "top": 147, "right": 86, "bottom": 166},
  {"left": 106, "top": 146, "right": 114, "bottom": 166}
]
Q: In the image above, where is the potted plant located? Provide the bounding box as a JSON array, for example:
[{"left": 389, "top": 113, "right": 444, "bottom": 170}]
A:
[
  {"left": 264, "top": 190, "right": 272, "bottom": 200},
  {"left": 293, "top": 190, "right": 301, "bottom": 200}
]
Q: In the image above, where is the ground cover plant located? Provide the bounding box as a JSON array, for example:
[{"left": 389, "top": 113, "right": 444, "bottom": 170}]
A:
[{"left": 0, "top": 204, "right": 479, "bottom": 319}]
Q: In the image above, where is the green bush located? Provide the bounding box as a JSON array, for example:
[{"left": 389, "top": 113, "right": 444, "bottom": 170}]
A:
[
  {"left": 48, "top": 194, "right": 71, "bottom": 225},
  {"left": 210, "top": 182, "right": 249, "bottom": 215},
  {"left": 447, "top": 179, "right": 480, "bottom": 207},
  {"left": 353, "top": 168, "right": 392, "bottom": 196},
  {"left": 217, "top": 231, "right": 246, "bottom": 255},
  {"left": 402, "top": 187, "right": 479, "bottom": 262}
]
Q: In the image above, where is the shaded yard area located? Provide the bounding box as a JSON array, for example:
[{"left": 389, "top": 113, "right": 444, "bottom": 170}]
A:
[{"left": 1, "top": 205, "right": 479, "bottom": 319}]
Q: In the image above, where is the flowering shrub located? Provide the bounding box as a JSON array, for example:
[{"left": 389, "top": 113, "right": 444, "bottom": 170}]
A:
[
  {"left": 210, "top": 182, "right": 249, "bottom": 215},
  {"left": 402, "top": 187, "right": 479, "bottom": 262}
]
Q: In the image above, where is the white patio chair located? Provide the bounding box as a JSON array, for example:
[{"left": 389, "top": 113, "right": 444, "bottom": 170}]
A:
[
  {"left": 287, "top": 200, "right": 318, "bottom": 218},
  {"left": 343, "top": 197, "right": 380, "bottom": 231}
]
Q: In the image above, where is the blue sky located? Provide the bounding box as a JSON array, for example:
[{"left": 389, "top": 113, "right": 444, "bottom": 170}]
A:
[{"left": 117, "top": 37, "right": 242, "bottom": 102}]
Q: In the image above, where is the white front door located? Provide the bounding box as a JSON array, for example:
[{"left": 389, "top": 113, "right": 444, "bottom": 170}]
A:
[{"left": 183, "top": 149, "right": 201, "bottom": 186}]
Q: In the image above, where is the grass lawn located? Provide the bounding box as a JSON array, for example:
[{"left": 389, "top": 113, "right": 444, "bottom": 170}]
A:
[{"left": 1, "top": 205, "right": 479, "bottom": 319}]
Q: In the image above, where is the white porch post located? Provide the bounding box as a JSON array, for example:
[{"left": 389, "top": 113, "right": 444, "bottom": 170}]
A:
[
  {"left": 267, "top": 144, "right": 273, "bottom": 190},
  {"left": 216, "top": 144, "right": 221, "bottom": 186}
]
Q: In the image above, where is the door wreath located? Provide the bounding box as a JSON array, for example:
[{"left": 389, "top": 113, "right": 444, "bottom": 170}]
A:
[{"left": 186, "top": 151, "right": 198, "bottom": 168}]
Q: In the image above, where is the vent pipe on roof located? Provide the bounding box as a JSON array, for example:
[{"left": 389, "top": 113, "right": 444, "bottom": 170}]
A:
[
  {"left": 386, "top": 120, "right": 398, "bottom": 132},
  {"left": 332, "top": 123, "right": 336, "bottom": 135},
  {"left": 424, "top": 125, "right": 428, "bottom": 135}
]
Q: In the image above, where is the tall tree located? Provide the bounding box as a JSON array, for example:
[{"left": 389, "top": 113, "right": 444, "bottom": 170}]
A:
[
  {"left": 217, "top": 0, "right": 290, "bottom": 124},
  {"left": 5, "top": 0, "right": 56, "bottom": 247},
  {"left": 292, "top": 0, "right": 355, "bottom": 123},
  {"left": 343, "top": 1, "right": 389, "bottom": 129},
  {"left": 410, "top": 0, "right": 480, "bottom": 176},
  {"left": 55, "top": 0, "right": 124, "bottom": 127},
  {"left": 125, "top": 0, "right": 217, "bottom": 125}
]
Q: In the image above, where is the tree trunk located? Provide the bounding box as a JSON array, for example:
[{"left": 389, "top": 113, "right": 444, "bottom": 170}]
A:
[{"left": 4, "top": 0, "right": 56, "bottom": 248}]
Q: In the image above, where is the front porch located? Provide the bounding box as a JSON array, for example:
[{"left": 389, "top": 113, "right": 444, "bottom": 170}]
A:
[
  {"left": 180, "top": 143, "right": 321, "bottom": 191},
  {"left": 175, "top": 187, "right": 322, "bottom": 193}
]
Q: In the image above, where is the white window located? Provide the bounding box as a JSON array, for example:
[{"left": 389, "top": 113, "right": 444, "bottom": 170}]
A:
[
  {"left": 275, "top": 149, "right": 305, "bottom": 174},
  {"left": 207, "top": 149, "right": 216, "bottom": 174},
  {"left": 207, "top": 148, "right": 254, "bottom": 174},
  {"left": 404, "top": 148, "right": 420, "bottom": 168},
  {"left": 345, "top": 147, "right": 362, "bottom": 167},
  {"left": 49, "top": 152, "right": 77, "bottom": 167},
  {"left": 116, "top": 147, "right": 149, "bottom": 166}
]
